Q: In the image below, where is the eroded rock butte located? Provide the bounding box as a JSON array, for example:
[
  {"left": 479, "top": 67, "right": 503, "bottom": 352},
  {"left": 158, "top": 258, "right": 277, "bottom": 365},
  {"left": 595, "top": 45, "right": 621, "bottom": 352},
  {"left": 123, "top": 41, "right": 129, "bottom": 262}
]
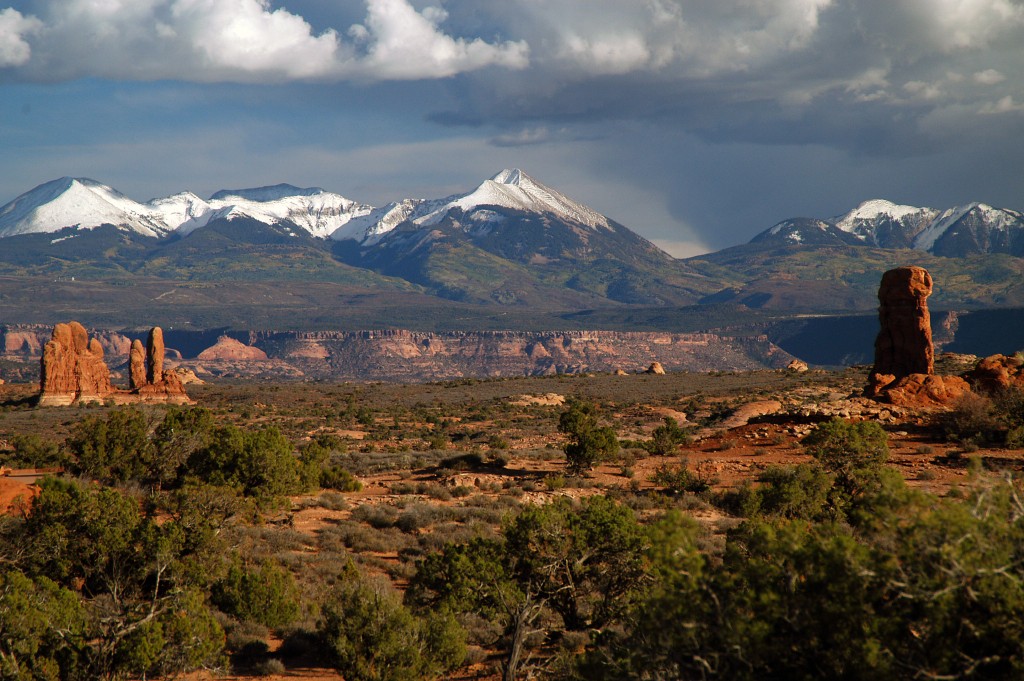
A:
[{"left": 40, "top": 322, "right": 191, "bottom": 406}]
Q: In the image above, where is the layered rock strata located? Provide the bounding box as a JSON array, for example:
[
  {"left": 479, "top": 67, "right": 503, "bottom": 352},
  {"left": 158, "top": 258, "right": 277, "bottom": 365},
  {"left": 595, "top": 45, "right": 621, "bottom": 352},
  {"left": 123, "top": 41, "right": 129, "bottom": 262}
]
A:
[{"left": 39, "top": 322, "right": 190, "bottom": 406}]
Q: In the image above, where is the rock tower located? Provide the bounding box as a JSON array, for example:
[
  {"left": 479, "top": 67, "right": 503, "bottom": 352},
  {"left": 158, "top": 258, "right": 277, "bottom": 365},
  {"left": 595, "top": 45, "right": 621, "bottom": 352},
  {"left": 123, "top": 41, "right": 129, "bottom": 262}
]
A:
[
  {"left": 867, "top": 267, "right": 968, "bottom": 405},
  {"left": 39, "top": 322, "right": 191, "bottom": 406}
]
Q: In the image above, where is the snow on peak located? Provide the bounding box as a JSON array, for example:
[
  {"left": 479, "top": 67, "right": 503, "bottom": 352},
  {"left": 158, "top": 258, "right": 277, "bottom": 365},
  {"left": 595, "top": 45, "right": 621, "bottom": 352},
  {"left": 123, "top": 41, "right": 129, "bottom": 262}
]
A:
[
  {"left": 490, "top": 168, "right": 525, "bottom": 185},
  {"left": 418, "top": 169, "right": 611, "bottom": 230},
  {"left": 0, "top": 177, "right": 172, "bottom": 238},
  {"left": 331, "top": 199, "right": 432, "bottom": 244},
  {"left": 204, "top": 187, "right": 373, "bottom": 239}
]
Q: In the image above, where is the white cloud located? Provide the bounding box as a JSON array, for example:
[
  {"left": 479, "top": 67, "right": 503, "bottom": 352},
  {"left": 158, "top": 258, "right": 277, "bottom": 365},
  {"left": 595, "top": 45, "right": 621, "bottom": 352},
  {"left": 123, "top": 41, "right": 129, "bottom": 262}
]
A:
[
  {"left": 974, "top": 68, "right": 1006, "bottom": 85},
  {"left": 2, "top": 0, "right": 528, "bottom": 82},
  {"left": 170, "top": 0, "right": 343, "bottom": 79},
  {"left": 979, "top": 95, "right": 1024, "bottom": 114},
  {"left": 0, "top": 8, "right": 41, "bottom": 67},
  {"left": 349, "top": 0, "right": 528, "bottom": 79}
]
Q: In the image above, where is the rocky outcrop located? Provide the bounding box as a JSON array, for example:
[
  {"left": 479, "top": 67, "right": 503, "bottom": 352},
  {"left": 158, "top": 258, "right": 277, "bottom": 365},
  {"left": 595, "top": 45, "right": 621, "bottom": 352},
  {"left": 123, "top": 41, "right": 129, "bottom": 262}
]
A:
[
  {"left": 872, "top": 266, "right": 934, "bottom": 380},
  {"left": 787, "top": 359, "right": 809, "bottom": 372},
  {"left": 881, "top": 374, "right": 971, "bottom": 407},
  {"left": 39, "top": 322, "right": 113, "bottom": 406},
  {"left": 868, "top": 267, "right": 955, "bottom": 406},
  {"left": 147, "top": 327, "right": 164, "bottom": 383},
  {"left": 241, "top": 329, "right": 795, "bottom": 381},
  {"left": 39, "top": 322, "right": 190, "bottom": 406},
  {"left": 129, "top": 340, "right": 147, "bottom": 391},
  {"left": 197, "top": 336, "right": 269, "bottom": 361},
  {"left": 964, "top": 354, "right": 1024, "bottom": 393}
]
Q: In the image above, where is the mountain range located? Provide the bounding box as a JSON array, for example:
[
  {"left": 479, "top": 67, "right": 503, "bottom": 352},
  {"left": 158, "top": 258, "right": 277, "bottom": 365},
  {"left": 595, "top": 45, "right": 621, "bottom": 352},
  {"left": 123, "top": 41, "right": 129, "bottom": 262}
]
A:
[
  {"left": 751, "top": 199, "right": 1024, "bottom": 256},
  {"left": 2, "top": 170, "right": 1024, "bottom": 326}
]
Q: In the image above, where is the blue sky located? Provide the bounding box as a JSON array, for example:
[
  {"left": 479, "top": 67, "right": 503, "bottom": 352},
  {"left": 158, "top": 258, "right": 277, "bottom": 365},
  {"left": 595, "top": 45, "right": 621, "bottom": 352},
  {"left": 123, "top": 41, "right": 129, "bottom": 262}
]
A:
[{"left": 1, "top": 0, "right": 1023, "bottom": 256}]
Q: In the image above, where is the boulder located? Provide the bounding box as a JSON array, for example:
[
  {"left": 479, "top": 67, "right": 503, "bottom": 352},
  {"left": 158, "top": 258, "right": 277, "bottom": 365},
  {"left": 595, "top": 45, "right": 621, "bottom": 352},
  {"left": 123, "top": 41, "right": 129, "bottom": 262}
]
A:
[
  {"left": 964, "top": 354, "right": 1024, "bottom": 393},
  {"left": 878, "top": 374, "right": 971, "bottom": 408},
  {"left": 787, "top": 359, "right": 809, "bottom": 372}
]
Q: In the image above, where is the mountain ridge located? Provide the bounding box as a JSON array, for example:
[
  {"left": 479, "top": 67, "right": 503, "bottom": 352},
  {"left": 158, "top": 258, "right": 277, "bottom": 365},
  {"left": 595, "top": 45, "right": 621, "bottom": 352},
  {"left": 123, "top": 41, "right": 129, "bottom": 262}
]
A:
[{"left": 754, "top": 198, "right": 1024, "bottom": 256}]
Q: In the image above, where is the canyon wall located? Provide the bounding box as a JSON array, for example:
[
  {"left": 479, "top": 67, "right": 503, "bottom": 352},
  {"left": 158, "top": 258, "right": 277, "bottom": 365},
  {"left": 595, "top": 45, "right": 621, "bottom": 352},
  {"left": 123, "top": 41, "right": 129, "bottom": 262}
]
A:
[{"left": 2, "top": 325, "right": 797, "bottom": 382}]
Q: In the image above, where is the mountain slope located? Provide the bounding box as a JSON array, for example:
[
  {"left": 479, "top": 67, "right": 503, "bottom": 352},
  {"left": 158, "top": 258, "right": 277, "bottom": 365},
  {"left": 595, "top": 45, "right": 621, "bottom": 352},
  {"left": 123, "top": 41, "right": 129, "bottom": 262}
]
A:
[
  {"left": 751, "top": 198, "right": 1024, "bottom": 257},
  {"left": 331, "top": 169, "right": 709, "bottom": 306},
  {"left": 0, "top": 177, "right": 172, "bottom": 238}
]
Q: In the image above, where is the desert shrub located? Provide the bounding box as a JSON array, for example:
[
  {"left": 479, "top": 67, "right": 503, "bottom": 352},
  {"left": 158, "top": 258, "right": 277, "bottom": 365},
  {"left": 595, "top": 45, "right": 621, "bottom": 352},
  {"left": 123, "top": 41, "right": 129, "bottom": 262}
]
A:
[
  {"left": 251, "top": 658, "right": 286, "bottom": 676},
  {"left": 802, "top": 418, "right": 888, "bottom": 475},
  {"left": 152, "top": 406, "right": 217, "bottom": 488},
  {"left": 735, "top": 464, "right": 834, "bottom": 520},
  {"left": 577, "top": 475, "right": 1024, "bottom": 681},
  {"left": 439, "top": 452, "right": 484, "bottom": 470},
  {"left": 320, "top": 464, "right": 362, "bottom": 492},
  {"left": 1007, "top": 426, "right": 1024, "bottom": 449},
  {"left": 939, "top": 393, "right": 1000, "bottom": 444},
  {"left": 352, "top": 504, "right": 400, "bottom": 529},
  {"left": 7, "top": 434, "right": 63, "bottom": 469},
  {"left": 188, "top": 425, "right": 303, "bottom": 503},
  {"left": 993, "top": 386, "right": 1024, "bottom": 429},
  {"left": 315, "top": 491, "right": 349, "bottom": 511},
  {"left": 650, "top": 461, "right": 711, "bottom": 495},
  {"left": 320, "top": 567, "right": 465, "bottom": 681},
  {"left": 211, "top": 556, "right": 301, "bottom": 629},
  {"left": 65, "top": 407, "right": 155, "bottom": 485},
  {"left": 644, "top": 417, "right": 692, "bottom": 455},
  {"left": 559, "top": 400, "right": 620, "bottom": 475}
]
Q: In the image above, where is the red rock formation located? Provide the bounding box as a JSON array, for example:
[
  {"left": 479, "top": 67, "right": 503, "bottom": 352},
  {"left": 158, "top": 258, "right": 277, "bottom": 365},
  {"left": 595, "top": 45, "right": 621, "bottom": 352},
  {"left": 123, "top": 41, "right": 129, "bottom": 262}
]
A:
[
  {"left": 868, "top": 267, "right": 936, "bottom": 401},
  {"left": 873, "top": 266, "right": 934, "bottom": 377},
  {"left": 147, "top": 327, "right": 164, "bottom": 384},
  {"left": 129, "top": 339, "right": 147, "bottom": 391},
  {"left": 882, "top": 374, "right": 971, "bottom": 407},
  {"left": 39, "top": 322, "right": 190, "bottom": 406},
  {"left": 39, "top": 322, "right": 113, "bottom": 406},
  {"left": 964, "top": 354, "right": 1024, "bottom": 393},
  {"left": 197, "top": 336, "right": 269, "bottom": 360}
]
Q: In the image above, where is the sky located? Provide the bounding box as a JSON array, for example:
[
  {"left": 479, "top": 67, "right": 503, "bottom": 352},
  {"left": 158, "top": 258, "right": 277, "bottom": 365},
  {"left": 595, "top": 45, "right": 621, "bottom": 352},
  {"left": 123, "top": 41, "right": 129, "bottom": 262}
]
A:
[{"left": 1, "top": 0, "right": 1023, "bottom": 257}]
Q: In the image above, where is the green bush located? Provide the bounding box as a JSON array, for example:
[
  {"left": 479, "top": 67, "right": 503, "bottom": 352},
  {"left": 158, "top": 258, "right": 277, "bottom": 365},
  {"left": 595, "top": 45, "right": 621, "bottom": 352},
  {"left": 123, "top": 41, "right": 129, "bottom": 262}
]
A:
[
  {"left": 802, "top": 418, "right": 888, "bottom": 475},
  {"left": 644, "top": 417, "right": 692, "bottom": 455},
  {"left": 188, "top": 425, "right": 302, "bottom": 503},
  {"left": 650, "top": 461, "right": 711, "bottom": 495},
  {"left": 320, "top": 567, "right": 464, "bottom": 681},
  {"left": 558, "top": 400, "right": 619, "bottom": 475},
  {"left": 212, "top": 557, "right": 301, "bottom": 629},
  {"left": 65, "top": 408, "right": 155, "bottom": 484}
]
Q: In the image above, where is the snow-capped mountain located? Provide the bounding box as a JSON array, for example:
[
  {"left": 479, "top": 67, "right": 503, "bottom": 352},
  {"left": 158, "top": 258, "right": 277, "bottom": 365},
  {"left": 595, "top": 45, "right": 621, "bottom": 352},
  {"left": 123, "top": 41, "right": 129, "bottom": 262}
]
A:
[
  {"left": 0, "top": 179, "right": 372, "bottom": 240},
  {"left": 750, "top": 199, "right": 1024, "bottom": 256},
  {"left": 0, "top": 177, "right": 173, "bottom": 239},
  {"left": 832, "top": 200, "right": 940, "bottom": 249},
  {"left": 331, "top": 168, "right": 612, "bottom": 245},
  {"left": 750, "top": 218, "right": 862, "bottom": 247}
]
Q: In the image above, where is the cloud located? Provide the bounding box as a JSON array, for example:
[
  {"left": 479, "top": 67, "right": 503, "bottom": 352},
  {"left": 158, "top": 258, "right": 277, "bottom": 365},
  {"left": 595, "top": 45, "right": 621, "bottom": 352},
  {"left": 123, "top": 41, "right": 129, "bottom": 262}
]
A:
[
  {"left": 974, "top": 68, "right": 1006, "bottom": 85},
  {"left": 348, "top": 0, "right": 528, "bottom": 79},
  {"left": 170, "top": 0, "right": 343, "bottom": 79},
  {"left": 2, "top": 0, "right": 527, "bottom": 82},
  {"left": 0, "top": 8, "right": 40, "bottom": 67}
]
